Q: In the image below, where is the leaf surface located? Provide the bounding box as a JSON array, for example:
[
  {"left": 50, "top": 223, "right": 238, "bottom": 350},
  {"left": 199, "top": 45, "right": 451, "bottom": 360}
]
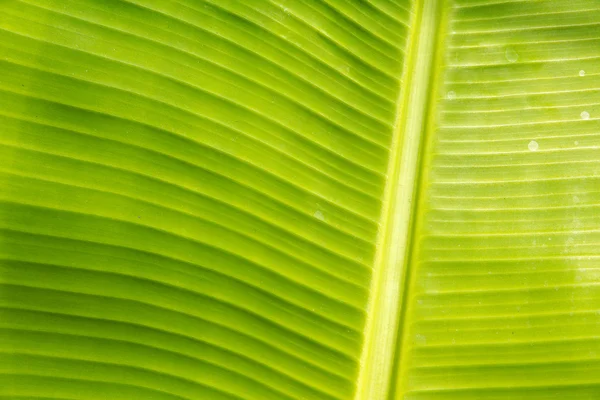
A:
[{"left": 0, "top": 0, "right": 599, "bottom": 399}]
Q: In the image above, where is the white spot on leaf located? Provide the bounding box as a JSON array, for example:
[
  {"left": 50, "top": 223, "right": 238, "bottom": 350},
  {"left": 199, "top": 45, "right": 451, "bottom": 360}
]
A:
[
  {"left": 528, "top": 140, "right": 539, "bottom": 151},
  {"left": 505, "top": 47, "right": 519, "bottom": 63}
]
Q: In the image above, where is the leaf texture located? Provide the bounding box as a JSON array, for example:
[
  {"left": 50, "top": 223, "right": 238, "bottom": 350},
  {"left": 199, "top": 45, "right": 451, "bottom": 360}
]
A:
[
  {"left": 0, "top": 0, "right": 599, "bottom": 399},
  {"left": 0, "top": 0, "right": 409, "bottom": 399},
  {"left": 395, "top": 1, "right": 600, "bottom": 399}
]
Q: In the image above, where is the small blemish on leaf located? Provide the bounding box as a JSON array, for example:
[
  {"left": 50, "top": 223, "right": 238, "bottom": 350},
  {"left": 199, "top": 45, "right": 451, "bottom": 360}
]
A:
[
  {"left": 314, "top": 210, "right": 325, "bottom": 221},
  {"left": 528, "top": 140, "right": 538, "bottom": 151}
]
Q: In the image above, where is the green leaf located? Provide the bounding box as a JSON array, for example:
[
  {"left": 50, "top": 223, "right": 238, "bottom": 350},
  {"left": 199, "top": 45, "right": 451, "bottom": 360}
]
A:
[{"left": 1, "top": 0, "right": 599, "bottom": 399}]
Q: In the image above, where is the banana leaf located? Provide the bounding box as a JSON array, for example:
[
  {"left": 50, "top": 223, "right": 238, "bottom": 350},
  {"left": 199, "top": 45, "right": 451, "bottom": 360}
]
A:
[{"left": 0, "top": 0, "right": 599, "bottom": 399}]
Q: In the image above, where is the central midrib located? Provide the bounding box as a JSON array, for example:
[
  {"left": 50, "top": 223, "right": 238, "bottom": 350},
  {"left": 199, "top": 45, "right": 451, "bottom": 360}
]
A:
[{"left": 355, "top": 0, "right": 444, "bottom": 399}]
